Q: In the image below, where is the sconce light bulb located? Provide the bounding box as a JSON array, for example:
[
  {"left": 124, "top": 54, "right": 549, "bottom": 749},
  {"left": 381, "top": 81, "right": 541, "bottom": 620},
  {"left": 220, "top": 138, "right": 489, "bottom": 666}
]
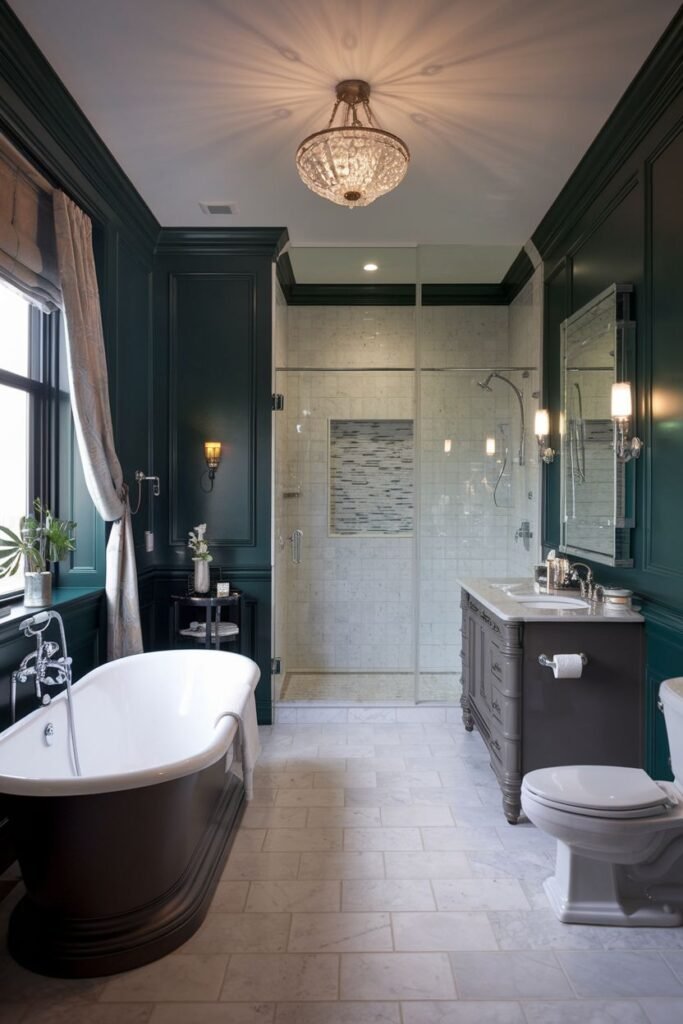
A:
[
  {"left": 534, "top": 408, "right": 550, "bottom": 439},
  {"left": 485, "top": 437, "right": 496, "bottom": 456},
  {"left": 444, "top": 439, "right": 452, "bottom": 453},
  {"left": 611, "top": 382, "right": 632, "bottom": 420}
]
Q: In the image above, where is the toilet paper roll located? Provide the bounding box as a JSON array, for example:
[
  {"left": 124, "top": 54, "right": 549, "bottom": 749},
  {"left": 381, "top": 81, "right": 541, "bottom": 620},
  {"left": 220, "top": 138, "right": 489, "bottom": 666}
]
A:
[{"left": 552, "top": 654, "right": 584, "bottom": 679}]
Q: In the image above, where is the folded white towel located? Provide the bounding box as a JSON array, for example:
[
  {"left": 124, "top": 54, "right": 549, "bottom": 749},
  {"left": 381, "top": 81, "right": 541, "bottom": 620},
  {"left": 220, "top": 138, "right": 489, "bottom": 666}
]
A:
[{"left": 215, "top": 664, "right": 261, "bottom": 800}]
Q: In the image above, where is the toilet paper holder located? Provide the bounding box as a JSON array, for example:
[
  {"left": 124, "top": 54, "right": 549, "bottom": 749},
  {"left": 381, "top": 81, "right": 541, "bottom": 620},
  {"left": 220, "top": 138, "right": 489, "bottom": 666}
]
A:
[{"left": 539, "top": 653, "right": 588, "bottom": 670}]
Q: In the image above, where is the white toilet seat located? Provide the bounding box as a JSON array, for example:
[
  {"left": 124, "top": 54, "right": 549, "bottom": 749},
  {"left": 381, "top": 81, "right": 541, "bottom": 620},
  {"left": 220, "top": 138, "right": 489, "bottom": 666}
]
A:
[{"left": 522, "top": 765, "right": 677, "bottom": 819}]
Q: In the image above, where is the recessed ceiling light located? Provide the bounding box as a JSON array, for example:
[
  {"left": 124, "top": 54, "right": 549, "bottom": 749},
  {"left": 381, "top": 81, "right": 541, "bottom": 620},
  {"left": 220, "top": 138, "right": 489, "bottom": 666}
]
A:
[{"left": 364, "top": 263, "right": 379, "bottom": 272}]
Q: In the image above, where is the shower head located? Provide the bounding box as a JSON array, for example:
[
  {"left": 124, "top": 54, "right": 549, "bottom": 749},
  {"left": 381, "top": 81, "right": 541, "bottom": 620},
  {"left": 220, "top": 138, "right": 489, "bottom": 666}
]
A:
[{"left": 477, "top": 374, "right": 494, "bottom": 391}]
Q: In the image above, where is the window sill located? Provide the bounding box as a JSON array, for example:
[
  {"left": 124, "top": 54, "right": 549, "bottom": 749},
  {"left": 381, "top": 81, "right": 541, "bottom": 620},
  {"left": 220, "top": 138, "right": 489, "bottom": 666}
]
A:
[{"left": 0, "top": 586, "right": 105, "bottom": 639}]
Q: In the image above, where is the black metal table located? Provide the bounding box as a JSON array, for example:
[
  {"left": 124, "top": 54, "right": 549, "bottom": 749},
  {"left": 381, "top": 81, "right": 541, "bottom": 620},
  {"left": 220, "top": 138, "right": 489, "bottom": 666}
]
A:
[{"left": 170, "top": 590, "right": 242, "bottom": 651}]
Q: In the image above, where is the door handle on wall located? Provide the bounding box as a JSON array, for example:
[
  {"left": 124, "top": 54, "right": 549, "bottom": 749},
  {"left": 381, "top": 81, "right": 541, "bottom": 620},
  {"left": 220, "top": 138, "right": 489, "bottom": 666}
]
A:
[{"left": 289, "top": 529, "right": 303, "bottom": 565}]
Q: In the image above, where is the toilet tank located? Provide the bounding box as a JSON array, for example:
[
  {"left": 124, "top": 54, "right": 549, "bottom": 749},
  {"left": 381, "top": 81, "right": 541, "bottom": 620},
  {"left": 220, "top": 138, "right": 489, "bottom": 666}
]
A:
[{"left": 659, "top": 678, "right": 683, "bottom": 788}]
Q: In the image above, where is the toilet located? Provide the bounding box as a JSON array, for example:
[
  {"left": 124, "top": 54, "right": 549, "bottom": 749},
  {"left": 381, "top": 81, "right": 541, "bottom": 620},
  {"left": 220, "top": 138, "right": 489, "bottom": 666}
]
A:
[{"left": 521, "top": 677, "right": 683, "bottom": 927}]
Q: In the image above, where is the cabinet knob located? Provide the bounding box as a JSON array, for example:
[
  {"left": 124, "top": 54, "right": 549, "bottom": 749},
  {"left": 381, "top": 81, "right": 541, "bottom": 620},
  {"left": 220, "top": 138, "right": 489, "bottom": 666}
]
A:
[
  {"left": 491, "top": 738, "right": 501, "bottom": 751},
  {"left": 492, "top": 700, "right": 501, "bottom": 712},
  {"left": 492, "top": 663, "right": 501, "bottom": 675}
]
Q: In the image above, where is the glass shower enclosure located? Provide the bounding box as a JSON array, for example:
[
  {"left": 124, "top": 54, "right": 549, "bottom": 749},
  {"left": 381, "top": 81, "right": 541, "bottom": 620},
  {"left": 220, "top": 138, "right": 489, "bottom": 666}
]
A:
[{"left": 272, "top": 245, "right": 541, "bottom": 706}]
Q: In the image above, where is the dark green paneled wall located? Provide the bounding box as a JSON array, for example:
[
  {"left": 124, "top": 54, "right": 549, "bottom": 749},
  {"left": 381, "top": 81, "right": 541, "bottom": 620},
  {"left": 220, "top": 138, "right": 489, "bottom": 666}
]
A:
[
  {"left": 535, "top": 16, "right": 683, "bottom": 779},
  {"left": 151, "top": 231, "right": 287, "bottom": 723}
]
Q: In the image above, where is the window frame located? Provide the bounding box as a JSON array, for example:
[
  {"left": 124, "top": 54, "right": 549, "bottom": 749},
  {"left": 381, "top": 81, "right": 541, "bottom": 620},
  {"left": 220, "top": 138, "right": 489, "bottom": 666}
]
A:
[{"left": 0, "top": 297, "right": 59, "bottom": 606}]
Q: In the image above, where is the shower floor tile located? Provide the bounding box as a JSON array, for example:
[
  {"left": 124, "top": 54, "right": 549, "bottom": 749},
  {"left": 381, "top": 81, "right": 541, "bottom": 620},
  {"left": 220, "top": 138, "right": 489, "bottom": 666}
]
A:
[{"left": 280, "top": 672, "right": 459, "bottom": 702}]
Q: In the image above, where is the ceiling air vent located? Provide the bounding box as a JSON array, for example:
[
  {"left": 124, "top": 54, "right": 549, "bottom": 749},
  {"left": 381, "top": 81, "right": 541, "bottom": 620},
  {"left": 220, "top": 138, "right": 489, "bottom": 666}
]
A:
[{"left": 199, "top": 202, "right": 238, "bottom": 215}]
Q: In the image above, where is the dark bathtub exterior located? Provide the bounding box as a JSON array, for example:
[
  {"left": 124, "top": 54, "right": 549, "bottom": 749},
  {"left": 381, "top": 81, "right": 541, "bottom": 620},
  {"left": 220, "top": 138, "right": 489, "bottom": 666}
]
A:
[{"left": 5, "top": 756, "right": 245, "bottom": 977}]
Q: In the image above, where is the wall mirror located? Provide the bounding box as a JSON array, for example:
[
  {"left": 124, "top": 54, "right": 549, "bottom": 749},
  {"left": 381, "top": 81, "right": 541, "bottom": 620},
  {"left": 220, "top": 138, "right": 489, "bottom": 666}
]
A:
[{"left": 560, "top": 282, "right": 635, "bottom": 566}]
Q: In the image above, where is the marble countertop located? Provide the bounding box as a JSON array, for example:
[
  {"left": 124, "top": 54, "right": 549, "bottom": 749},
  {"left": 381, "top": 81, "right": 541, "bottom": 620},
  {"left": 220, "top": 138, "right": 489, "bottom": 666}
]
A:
[{"left": 457, "top": 577, "right": 644, "bottom": 624}]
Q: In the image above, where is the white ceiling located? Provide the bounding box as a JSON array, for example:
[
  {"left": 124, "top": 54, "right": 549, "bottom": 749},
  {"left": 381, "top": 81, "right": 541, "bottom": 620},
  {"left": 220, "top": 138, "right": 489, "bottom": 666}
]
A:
[{"left": 9, "top": 0, "right": 679, "bottom": 253}]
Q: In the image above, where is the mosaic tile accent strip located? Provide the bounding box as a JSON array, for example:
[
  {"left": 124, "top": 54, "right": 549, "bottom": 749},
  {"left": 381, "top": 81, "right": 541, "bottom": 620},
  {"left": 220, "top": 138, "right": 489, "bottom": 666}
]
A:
[{"left": 330, "top": 419, "right": 414, "bottom": 535}]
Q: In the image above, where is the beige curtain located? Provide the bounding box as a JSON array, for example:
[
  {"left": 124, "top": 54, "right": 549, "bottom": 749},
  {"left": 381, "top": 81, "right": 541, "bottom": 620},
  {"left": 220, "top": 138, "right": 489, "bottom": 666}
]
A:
[{"left": 53, "top": 190, "right": 143, "bottom": 660}]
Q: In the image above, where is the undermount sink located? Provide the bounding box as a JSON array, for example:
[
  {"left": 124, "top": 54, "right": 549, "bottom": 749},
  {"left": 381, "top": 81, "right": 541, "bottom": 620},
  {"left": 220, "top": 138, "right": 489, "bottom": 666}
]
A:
[{"left": 518, "top": 597, "right": 589, "bottom": 610}]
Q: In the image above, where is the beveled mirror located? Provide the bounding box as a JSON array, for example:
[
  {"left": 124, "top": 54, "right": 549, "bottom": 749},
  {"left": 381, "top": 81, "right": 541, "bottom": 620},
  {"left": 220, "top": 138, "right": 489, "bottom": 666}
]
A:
[{"left": 560, "top": 283, "right": 635, "bottom": 566}]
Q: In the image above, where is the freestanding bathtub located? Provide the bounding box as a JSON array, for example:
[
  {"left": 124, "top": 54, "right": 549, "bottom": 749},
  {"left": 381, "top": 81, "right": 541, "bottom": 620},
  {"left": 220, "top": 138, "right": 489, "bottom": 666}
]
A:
[{"left": 0, "top": 648, "right": 260, "bottom": 978}]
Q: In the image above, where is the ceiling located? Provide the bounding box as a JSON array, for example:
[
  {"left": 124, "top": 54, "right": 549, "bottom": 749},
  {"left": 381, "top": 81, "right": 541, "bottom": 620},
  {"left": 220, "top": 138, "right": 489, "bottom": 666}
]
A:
[{"left": 8, "top": 0, "right": 679, "bottom": 255}]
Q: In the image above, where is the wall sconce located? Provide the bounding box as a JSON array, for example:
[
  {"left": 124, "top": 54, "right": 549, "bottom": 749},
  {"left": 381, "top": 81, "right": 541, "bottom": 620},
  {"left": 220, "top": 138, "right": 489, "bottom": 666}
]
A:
[
  {"left": 611, "top": 382, "right": 643, "bottom": 461},
  {"left": 444, "top": 439, "right": 452, "bottom": 454},
  {"left": 534, "top": 409, "right": 555, "bottom": 463},
  {"left": 201, "top": 441, "right": 222, "bottom": 492},
  {"left": 485, "top": 436, "right": 496, "bottom": 456}
]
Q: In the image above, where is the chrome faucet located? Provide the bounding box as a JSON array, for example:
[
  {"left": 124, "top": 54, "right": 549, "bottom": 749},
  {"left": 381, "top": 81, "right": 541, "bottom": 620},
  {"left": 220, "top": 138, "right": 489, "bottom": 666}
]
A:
[
  {"left": 568, "top": 562, "right": 603, "bottom": 601},
  {"left": 11, "top": 609, "right": 82, "bottom": 775},
  {"left": 11, "top": 611, "right": 73, "bottom": 722}
]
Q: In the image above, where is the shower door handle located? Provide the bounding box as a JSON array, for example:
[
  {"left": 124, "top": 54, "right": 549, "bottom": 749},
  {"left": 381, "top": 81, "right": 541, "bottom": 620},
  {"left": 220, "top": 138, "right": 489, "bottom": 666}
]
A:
[{"left": 289, "top": 529, "right": 303, "bottom": 565}]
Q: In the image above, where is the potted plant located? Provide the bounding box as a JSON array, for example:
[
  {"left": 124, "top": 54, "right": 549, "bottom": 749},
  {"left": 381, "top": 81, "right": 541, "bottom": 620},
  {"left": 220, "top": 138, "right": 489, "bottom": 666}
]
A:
[
  {"left": 188, "top": 522, "right": 212, "bottom": 594},
  {"left": 0, "top": 499, "right": 76, "bottom": 606}
]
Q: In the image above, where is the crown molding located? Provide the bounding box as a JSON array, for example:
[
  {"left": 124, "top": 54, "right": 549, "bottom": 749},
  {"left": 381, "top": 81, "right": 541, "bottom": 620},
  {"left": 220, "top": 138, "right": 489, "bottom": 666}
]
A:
[{"left": 155, "top": 228, "right": 289, "bottom": 259}]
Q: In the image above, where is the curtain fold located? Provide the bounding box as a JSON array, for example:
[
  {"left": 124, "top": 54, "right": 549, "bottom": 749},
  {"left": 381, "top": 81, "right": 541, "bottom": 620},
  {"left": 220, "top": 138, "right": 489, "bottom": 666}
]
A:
[{"left": 53, "top": 190, "right": 143, "bottom": 660}]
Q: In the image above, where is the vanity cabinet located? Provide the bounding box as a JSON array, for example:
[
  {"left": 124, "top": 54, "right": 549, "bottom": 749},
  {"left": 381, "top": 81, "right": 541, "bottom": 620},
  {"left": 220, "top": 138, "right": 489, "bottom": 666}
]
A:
[{"left": 460, "top": 586, "right": 645, "bottom": 823}]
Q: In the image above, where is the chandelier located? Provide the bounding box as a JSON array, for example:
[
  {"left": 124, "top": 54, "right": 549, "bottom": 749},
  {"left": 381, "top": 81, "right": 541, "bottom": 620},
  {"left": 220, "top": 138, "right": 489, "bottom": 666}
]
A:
[{"left": 296, "top": 80, "right": 409, "bottom": 208}]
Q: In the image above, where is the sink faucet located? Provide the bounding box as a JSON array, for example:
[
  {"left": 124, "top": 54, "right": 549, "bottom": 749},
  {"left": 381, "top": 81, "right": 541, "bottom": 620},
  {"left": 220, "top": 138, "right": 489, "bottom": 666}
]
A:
[{"left": 568, "top": 562, "right": 600, "bottom": 600}]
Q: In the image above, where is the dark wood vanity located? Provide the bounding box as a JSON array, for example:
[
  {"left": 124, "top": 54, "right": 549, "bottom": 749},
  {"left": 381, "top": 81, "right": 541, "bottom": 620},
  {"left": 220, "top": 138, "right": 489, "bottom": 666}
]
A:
[{"left": 460, "top": 581, "right": 645, "bottom": 823}]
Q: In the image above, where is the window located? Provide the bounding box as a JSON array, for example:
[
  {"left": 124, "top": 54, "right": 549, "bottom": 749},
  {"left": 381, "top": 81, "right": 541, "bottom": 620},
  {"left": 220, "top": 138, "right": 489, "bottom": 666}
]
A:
[{"left": 0, "top": 279, "right": 52, "bottom": 600}]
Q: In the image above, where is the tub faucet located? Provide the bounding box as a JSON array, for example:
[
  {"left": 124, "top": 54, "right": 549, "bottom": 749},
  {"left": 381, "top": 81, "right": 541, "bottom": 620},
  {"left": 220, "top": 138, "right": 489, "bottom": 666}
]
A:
[{"left": 11, "top": 611, "right": 73, "bottom": 723}]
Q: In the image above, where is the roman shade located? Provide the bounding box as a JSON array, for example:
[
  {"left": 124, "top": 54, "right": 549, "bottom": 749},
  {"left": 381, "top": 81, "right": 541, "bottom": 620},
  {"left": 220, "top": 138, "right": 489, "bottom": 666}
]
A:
[{"left": 0, "top": 133, "right": 61, "bottom": 311}]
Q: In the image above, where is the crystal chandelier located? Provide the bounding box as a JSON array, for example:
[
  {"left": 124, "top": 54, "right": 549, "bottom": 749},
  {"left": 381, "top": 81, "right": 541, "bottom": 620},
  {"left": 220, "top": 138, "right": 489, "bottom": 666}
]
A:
[{"left": 296, "top": 80, "right": 409, "bottom": 208}]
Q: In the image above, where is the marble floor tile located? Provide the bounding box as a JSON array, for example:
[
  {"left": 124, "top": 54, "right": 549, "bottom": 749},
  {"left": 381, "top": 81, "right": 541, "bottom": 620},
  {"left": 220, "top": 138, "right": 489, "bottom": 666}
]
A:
[
  {"left": 340, "top": 951, "right": 456, "bottom": 1000},
  {"left": 275, "top": 789, "right": 344, "bottom": 807},
  {"left": 393, "top": 913, "right": 499, "bottom": 950},
  {"left": 465, "top": 849, "right": 554, "bottom": 885},
  {"left": 421, "top": 826, "right": 505, "bottom": 852},
  {"left": 221, "top": 954, "right": 338, "bottom": 1002},
  {"left": 488, "top": 909, "right": 604, "bottom": 950},
  {"left": 449, "top": 951, "right": 573, "bottom": 999},
  {"left": 241, "top": 807, "right": 308, "bottom": 830},
  {"left": 662, "top": 951, "right": 683, "bottom": 979},
  {"left": 257, "top": 771, "right": 315, "bottom": 788},
  {"left": 313, "top": 771, "right": 377, "bottom": 788},
  {"left": 299, "top": 852, "right": 385, "bottom": 880},
  {"left": 379, "top": 806, "right": 454, "bottom": 827},
  {"left": 384, "top": 851, "right": 472, "bottom": 879},
  {"left": 245, "top": 881, "right": 341, "bottom": 913},
  {"left": 392, "top": 911, "right": 497, "bottom": 951},
  {"left": 599, "top": 928, "right": 683, "bottom": 951},
  {"left": 411, "top": 787, "right": 468, "bottom": 806},
  {"left": 342, "top": 879, "right": 436, "bottom": 912},
  {"left": 148, "top": 1005, "right": 274, "bottom": 1024},
  {"left": 376, "top": 770, "right": 442, "bottom": 788},
  {"left": 401, "top": 1002, "right": 525, "bottom": 1024},
  {"left": 343, "top": 827, "right": 422, "bottom": 851},
  {"left": 205, "top": 881, "right": 249, "bottom": 913},
  {"left": 344, "top": 788, "right": 412, "bottom": 807},
  {"left": 100, "top": 954, "right": 229, "bottom": 1002},
  {"left": 20, "top": 1007, "right": 153, "bottom": 1024},
  {"left": 231, "top": 830, "right": 267, "bottom": 852},
  {"left": 638, "top": 997, "right": 683, "bottom": 1024},
  {"left": 274, "top": 1002, "right": 400, "bottom": 1023},
  {"left": 557, "top": 952, "right": 683, "bottom": 998},
  {"left": 222, "top": 852, "right": 300, "bottom": 881},
  {"left": 307, "top": 807, "right": 382, "bottom": 828},
  {"left": 263, "top": 829, "right": 342, "bottom": 852},
  {"left": 522, "top": 1000, "right": 648, "bottom": 1024},
  {"left": 432, "top": 879, "right": 530, "bottom": 912},
  {"left": 288, "top": 912, "right": 393, "bottom": 952},
  {"left": 180, "top": 913, "right": 291, "bottom": 954}
]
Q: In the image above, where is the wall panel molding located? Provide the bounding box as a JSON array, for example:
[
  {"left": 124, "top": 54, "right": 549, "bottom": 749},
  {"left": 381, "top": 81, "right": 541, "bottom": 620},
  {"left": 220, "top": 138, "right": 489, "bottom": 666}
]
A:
[{"left": 168, "top": 271, "right": 258, "bottom": 549}]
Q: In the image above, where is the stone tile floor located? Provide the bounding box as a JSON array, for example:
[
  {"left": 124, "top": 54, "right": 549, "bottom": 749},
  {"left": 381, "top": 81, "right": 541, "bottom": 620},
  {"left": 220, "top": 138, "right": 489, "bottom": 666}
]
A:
[{"left": 2, "top": 720, "right": 683, "bottom": 1022}]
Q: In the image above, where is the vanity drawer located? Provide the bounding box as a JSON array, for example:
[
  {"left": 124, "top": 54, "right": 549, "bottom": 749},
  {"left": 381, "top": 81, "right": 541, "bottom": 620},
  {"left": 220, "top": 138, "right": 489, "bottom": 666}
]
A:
[
  {"left": 491, "top": 680, "right": 521, "bottom": 740},
  {"left": 488, "top": 719, "right": 520, "bottom": 775}
]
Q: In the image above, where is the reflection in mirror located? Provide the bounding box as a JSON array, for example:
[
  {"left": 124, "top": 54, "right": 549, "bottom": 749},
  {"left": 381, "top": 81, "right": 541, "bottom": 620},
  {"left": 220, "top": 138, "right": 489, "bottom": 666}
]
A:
[{"left": 560, "top": 283, "right": 635, "bottom": 566}]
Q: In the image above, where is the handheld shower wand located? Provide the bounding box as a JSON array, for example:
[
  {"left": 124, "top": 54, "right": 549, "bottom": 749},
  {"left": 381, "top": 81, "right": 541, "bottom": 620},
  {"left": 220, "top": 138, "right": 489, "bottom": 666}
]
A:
[{"left": 477, "top": 373, "right": 526, "bottom": 466}]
